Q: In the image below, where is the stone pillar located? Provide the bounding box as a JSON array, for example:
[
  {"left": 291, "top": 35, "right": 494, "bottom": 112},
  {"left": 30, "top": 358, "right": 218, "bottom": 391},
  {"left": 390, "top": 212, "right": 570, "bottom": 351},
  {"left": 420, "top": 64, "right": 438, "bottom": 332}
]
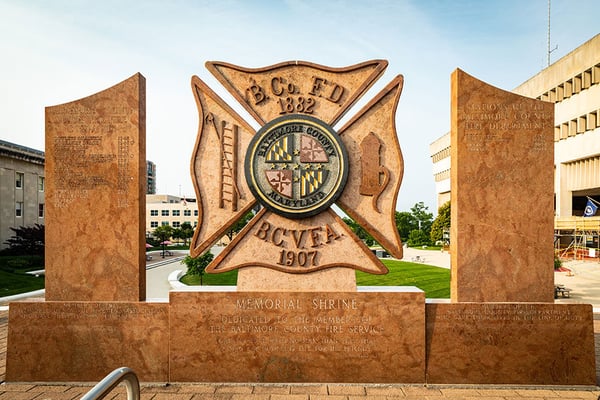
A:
[
  {"left": 44, "top": 73, "right": 146, "bottom": 301},
  {"left": 450, "top": 69, "right": 555, "bottom": 303}
]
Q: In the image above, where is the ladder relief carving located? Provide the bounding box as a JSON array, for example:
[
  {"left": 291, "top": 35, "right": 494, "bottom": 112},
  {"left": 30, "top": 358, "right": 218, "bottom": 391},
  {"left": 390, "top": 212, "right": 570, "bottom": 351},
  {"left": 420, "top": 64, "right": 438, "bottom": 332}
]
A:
[{"left": 205, "top": 112, "right": 241, "bottom": 211}]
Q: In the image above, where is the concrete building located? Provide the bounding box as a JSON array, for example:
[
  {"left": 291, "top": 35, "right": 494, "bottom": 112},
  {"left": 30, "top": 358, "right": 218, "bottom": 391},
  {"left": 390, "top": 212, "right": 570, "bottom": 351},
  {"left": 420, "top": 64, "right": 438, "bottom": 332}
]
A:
[
  {"left": 145, "top": 194, "right": 198, "bottom": 238},
  {"left": 0, "top": 140, "right": 45, "bottom": 250},
  {"left": 146, "top": 160, "right": 156, "bottom": 195},
  {"left": 430, "top": 34, "right": 600, "bottom": 217},
  {"left": 430, "top": 134, "right": 451, "bottom": 208}
]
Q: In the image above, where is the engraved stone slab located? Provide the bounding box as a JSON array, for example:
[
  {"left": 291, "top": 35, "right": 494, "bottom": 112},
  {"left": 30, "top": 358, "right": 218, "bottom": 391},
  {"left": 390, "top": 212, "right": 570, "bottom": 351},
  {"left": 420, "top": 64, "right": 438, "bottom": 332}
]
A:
[
  {"left": 450, "top": 69, "right": 555, "bottom": 302},
  {"left": 206, "top": 60, "right": 388, "bottom": 126},
  {"left": 45, "top": 74, "right": 146, "bottom": 301},
  {"left": 426, "top": 303, "right": 596, "bottom": 385},
  {"left": 207, "top": 208, "right": 387, "bottom": 277},
  {"left": 6, "top": 301, "right": 169, "bottom": 382},
  {"left": 169, "top": 289, "right": 426, "bottom": 383}
]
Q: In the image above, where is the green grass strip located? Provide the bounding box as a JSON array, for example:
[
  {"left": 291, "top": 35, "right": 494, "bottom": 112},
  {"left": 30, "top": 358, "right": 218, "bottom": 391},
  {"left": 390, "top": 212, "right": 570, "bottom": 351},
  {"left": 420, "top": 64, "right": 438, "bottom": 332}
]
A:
[
  {"left": 0, "top": 270, "right": 45, "bottom": 298},
  {"left": 356, "top": 259, "right": 450, "bottom": 298},
  {"left": 181, "top": 259, "right": 450, "bottom": 298}
]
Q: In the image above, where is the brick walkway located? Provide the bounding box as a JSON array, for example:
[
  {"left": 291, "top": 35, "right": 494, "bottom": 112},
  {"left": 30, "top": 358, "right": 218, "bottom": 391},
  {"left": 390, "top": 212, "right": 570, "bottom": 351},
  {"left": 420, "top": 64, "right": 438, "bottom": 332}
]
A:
[{"left": 1, "top": 309, "right": 600, "bottom": 400}]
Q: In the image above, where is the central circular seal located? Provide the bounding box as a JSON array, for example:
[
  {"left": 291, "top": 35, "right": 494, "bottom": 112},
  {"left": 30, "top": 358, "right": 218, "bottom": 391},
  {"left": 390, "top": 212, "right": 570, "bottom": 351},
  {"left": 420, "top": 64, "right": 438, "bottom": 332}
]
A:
[{"left": 245, "top": 114, "right": 348, "bottom": 219}]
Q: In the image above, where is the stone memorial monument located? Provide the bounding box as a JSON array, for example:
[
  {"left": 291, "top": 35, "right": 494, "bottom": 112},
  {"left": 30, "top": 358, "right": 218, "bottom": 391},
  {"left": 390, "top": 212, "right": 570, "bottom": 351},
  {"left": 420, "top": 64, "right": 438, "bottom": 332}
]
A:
[
  {"left": 7, "top": 74, "right": 170, "bottom": 382},
  {"left": 450, "top": 68, "right": 555, "bottom": 303},
  {"left": 426, "top": 69, "right": 595, "bottom": 385},
  {"left": 178, "top": 60, "right": 423, "bottom": 382},
  {"left": 43, "top": 73, "right": 147, "bottom": 301},
  {"left": 5, "top": 65, "right": 596, "bottom": 386}
]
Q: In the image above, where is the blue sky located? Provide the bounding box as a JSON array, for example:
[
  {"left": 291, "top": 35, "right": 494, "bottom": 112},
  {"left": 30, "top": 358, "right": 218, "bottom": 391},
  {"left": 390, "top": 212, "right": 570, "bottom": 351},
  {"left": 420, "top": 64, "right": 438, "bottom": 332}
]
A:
[{"left": 1, "top": 0, "right": 598, "bottom": 213}]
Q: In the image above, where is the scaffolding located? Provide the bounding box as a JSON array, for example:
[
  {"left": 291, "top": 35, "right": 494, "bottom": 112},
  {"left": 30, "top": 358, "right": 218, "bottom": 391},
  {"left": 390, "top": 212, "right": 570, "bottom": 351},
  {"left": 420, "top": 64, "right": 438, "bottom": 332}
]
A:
[{"left": 555, "top": 216, "right": 600, "bottom": 261}]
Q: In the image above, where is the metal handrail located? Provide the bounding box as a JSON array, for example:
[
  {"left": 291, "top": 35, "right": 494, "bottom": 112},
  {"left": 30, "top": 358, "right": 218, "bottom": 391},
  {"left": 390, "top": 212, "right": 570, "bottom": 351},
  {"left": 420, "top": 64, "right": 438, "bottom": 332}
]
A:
[{"left": 80, "top": 367, "right": 140, "bottom": 400}]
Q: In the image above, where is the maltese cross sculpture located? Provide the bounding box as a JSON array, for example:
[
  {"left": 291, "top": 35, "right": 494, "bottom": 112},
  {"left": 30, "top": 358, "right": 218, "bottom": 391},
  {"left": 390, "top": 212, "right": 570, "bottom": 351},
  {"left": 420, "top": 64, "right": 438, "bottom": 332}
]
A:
[{"left": 189, "top": 60, "right": 404, "bottom": 288}]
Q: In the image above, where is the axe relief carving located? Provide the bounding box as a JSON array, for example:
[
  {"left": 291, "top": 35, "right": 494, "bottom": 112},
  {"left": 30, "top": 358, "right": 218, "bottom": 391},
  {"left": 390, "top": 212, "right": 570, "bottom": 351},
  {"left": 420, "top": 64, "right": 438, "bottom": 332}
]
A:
[{"left": 359, "top": 132, "right": 389, "bottom": 213}]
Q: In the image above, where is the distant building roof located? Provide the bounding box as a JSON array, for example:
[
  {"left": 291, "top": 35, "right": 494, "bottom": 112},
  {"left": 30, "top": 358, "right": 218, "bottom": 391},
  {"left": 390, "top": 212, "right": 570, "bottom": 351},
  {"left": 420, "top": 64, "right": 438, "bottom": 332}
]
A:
[{"left": 0, "top": 139, "right": 45, "bottom": 165}]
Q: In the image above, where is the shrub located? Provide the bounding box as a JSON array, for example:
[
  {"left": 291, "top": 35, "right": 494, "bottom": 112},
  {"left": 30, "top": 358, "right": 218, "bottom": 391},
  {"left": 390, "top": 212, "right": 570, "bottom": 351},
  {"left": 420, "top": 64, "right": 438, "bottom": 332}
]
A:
[
  {"left": 554, "top": 256, "right": 563, "bottom": 270},
  {"left": 407, "top": 229, "right": 430, "bottom": 247},
  {"left": 181, "top": 252, "right": 214, "bottom": 285}
]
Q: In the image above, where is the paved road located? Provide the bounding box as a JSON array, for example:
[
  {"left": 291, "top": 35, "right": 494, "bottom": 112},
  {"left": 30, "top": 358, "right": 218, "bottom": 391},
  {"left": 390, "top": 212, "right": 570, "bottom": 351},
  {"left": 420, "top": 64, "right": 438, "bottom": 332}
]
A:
[{"left": 555, "top": 259, "right": 600, "bottom": 308}]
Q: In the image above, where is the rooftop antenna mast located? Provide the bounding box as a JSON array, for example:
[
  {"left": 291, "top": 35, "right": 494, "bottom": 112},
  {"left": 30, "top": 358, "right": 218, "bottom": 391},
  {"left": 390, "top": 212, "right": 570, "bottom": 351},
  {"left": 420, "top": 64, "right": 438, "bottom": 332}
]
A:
[{"left": 547, "top": 0, "right": 558, "bottom": 67}]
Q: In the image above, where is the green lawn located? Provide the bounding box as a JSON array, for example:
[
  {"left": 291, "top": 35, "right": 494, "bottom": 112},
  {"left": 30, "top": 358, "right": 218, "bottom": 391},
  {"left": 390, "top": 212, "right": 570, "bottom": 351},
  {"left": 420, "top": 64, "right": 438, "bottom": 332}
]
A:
[
  {"left": 0, "top": 254, "right": 450, "bottom": 299},
  {"left": 356, "top": 259, "right": 450, "bottom": 298},
  {"left": 181, "top": 259, "right": 450, "bottom": 298},
  {"left": 180, "top": 269, "right": 238, "bottom": 286},
  {"left": 0, "top": 255, "right": 45, "bottom": 298},
  {"left": 0, "top": 269, "right": 45, "bottom": 297}
]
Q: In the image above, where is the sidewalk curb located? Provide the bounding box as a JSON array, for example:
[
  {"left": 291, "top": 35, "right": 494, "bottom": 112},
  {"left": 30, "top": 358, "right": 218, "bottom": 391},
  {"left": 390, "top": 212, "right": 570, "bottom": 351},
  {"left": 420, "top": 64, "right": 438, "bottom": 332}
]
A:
[{"left": 0, "top": 289, "right": 45, "bottom": 310}]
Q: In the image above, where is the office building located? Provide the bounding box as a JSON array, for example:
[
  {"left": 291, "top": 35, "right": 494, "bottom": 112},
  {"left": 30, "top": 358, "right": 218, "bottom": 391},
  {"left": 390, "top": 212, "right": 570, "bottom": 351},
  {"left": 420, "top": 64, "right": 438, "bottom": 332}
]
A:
[{"left": 0, "top": 140, "right": 45, "bottom": 250}]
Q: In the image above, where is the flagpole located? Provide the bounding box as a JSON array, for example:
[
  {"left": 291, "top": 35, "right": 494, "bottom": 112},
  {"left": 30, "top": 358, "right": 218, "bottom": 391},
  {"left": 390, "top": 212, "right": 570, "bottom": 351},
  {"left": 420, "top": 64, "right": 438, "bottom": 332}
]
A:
[{"left": 587, "top": 196, "right": 600, "bottom": 206}]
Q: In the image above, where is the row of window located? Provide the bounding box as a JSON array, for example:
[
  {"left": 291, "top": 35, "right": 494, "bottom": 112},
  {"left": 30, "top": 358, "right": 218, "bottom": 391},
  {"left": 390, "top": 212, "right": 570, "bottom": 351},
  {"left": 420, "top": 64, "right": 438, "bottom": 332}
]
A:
[
  {"left": 431, "top": 147, "right": 451, "bottom": 163},
  {"left": 149, "top": 209, "right": 198, "bottom": 217},
  {"left": 434, "top": 170, "right": 450, "bottom": 182},
  {"left": 537, "top": 63, "right": 600, "bottom": 104},
  {"left": 149, "top": 221, "right": 198, "bottom": 228},
  {"left": 15, "top": 202, "right": 45, "bottom": 218},
  {"left": 554, "top": 109, "right": 600, "bottom": 141},
  {"left": 15, "top": 173, "right": 45, "bottom": 191}
]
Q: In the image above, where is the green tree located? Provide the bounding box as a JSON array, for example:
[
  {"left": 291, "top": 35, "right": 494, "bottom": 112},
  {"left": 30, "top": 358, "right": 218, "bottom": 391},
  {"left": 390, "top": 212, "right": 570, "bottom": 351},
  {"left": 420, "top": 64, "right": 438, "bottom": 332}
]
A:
[
  {"left": 394, "top": 211, "right": 414, "bottom": 242},
  {"left": 179, "top": 222, "right": 194, "bottom": 246},
  {"left": 153, "top": 225, "right": 174, "bottom": 256},
  {"left": 410, "top": 202, "right": 433, "bottom": 235},
  {"left": 3, "top": 224, "right": 45, "bottom": 256},
  {"left": 153, "top": 225, "right": 173, "bottom": 243},
  {"left": 395, "top": 202, "right": 434, "bottom": 245},
  {"left": 342, "top": 217, "right": 375, "bottom": 246},
  {"left": 172, "top": 228, "right": 183, "bottom": 244},
  {"left": 407, "top": 229, "right": 430, "bottom": 247},
  {"left": 430, "top": 201, "right": 451, "bottom": 244},
  {"left": 225, "top": 211, "right": 254, "bottom": 242},
  {"left": 181, "top": 252, "right": 214, "bottom": 285}
]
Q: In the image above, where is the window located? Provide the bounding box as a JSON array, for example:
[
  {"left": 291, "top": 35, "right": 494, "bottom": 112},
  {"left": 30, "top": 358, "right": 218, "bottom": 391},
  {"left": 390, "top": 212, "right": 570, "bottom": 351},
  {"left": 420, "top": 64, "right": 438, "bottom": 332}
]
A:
[
  {"left": 38, "top": 176, "right": 45, "bottom": 191},
  {"left": 16, "top": 202, "right": 23, "bottom": 217},
  {"left": 172, "top": 210, "right": 180, "bottom": 217},
  {"left": 184, "top": 210, "right": 191, "bottom": 216},
  {"left": 161, "top": 221, "right": 169, "bottom": 226},
  {"left": 16, "top": 172, "right": 24, "bottom": 189},
  {"left": 194, "top": 210, "right": 199, "bottom": 216},
  {"left": 161, "top": 210, "right": 169, "bottom": 216},
  {"left": 150, "top": 210, "right": 158, "bottom": 216},
  {"left": 172, "top": 221, "right": 181, "bottom": 228},
  {"left": 38, "top": 203, "right": 44, "bottom": 218},
  {"left": 194, "top": 221, "right": 198, "bottom": 227},
  {"left": 150, "top": 221, "right": 158, "bottom": 228}
]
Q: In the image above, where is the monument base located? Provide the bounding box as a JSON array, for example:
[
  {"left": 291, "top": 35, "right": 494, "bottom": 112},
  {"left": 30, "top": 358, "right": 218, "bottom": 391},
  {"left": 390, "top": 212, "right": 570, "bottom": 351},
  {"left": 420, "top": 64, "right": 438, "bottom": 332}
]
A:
[
  {"left": 6, "top": 301, "right": 170, "bottom": 382},
  {"left": 5, "top": 293, "right": 596, "bottom": 385},
  {"left": 426, "top": 302, "right": 596, "bottom": 385},
  {"left": 169, "top": 288, "right": 426, "bottom": 382}
]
